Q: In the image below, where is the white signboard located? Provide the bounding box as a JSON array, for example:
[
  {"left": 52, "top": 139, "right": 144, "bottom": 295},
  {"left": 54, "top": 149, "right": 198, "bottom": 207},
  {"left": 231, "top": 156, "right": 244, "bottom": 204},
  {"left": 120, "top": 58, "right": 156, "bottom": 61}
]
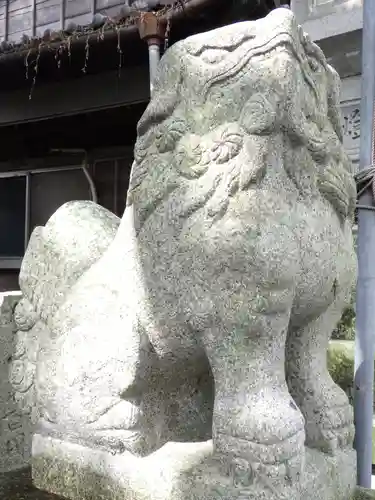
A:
[{"left": 340, "top": 101, "right": 361, "bottom": 163}]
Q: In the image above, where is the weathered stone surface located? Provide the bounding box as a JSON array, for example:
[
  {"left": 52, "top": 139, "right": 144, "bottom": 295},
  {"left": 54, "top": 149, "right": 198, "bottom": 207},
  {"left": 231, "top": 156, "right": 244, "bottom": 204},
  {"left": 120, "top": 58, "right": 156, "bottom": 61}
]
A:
[
  {"left": 27, "top": 7, "right": 356, "bottom": 500},
  {"left": 0, "top": 291, "right": 28, "bottom": 472},
  {"left": 32, "top": 434, "right": 356, "bottom": 500},
  {"left": 20, "top": 200, "right": 120, "bottom": 323}
]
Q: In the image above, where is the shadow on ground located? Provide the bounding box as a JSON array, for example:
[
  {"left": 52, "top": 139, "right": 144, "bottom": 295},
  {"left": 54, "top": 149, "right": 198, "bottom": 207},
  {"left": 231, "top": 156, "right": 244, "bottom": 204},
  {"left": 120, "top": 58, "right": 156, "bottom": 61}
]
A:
[{"left": 0, "top": 468, "right": 66, "bottom": 500}]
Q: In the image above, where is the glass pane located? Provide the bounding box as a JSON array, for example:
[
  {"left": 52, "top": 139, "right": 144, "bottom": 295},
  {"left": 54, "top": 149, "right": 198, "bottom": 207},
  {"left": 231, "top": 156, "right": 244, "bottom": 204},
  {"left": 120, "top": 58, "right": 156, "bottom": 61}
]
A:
[
  {"left": 29, "top": 168, "right": 91, "bottom": 231},
  {"left": 92, "top": 160, "right": 115, "bottom": 214},
  {"left": 0, "top": 270, "right": 20, "bottom": 292},
  {"left": 0, "top": 176, "right": 26, "bottom": 257},
  {"left": 117, "top": 157, "right": 132, "bottom": 217}
]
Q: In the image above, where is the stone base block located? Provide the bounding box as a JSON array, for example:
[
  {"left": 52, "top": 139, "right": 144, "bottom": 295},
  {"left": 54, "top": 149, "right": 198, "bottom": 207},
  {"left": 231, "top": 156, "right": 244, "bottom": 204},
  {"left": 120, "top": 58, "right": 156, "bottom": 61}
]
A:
[{"left": 32, "top": 433, "right": 357, "bottom": 500}]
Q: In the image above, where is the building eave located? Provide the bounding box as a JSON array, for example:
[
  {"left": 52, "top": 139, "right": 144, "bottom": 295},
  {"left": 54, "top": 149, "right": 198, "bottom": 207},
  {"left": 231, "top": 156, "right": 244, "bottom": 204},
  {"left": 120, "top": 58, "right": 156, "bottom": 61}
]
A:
[{"left": 0, "top": 0, "right": 216, "bottom": 65}]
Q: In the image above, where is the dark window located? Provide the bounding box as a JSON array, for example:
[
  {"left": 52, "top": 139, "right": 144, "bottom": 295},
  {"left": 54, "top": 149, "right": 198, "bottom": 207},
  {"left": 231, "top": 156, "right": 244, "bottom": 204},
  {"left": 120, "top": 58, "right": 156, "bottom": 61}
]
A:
[
  {"left": 117, "top": 158, "right": 132, "bottom": 217},
  {"left": 92, "top": 155, "right": 133, "bottom": 217},
  {"left": 0, "top": 176, "right": 26, "bottom": 258},
  {"left": 93, "top": 160, "right": 116, "bottom": 214},
  {"left": 29, "top": 168, "right": 92, "bottom": 231}
]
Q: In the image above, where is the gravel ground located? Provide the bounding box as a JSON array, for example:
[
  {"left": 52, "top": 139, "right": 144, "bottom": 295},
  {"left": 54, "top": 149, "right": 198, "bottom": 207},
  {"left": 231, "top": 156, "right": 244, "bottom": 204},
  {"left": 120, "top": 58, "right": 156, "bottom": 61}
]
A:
[{"left": 0, "top": 468, "right": 66, "bottom": 500}]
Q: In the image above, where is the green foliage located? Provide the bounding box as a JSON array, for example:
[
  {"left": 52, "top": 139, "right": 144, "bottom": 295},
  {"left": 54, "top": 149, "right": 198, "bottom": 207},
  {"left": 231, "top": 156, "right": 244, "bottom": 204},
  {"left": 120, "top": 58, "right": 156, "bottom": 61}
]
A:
[
  {"left": 331, "top": 289, "right": 356, "bottom": 341},
  {"left": 328, "top": 340, "right": 375, "bottom": 407},
  {"left": 355, "top": 488, "right": 375, "bottom": 500},
  {"left": 331, "top": 304, "right": 356, "bottom": 340},
  {"left": 328, "top": 340, "right": 375, "bottom": 464},
  {"left": 327, "top": 341, "right": 355, "bottom": 404}
]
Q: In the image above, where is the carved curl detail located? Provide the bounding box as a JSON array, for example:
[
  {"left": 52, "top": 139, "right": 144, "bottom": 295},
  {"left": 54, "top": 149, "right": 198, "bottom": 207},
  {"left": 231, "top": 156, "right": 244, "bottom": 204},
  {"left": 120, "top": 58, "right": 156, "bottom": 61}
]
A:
[
  {"left": 155, "top": 118, "right": 186, "bottom": 154},
  {"left": 175, "top": 124, "right": 244, "bottom": 180}
]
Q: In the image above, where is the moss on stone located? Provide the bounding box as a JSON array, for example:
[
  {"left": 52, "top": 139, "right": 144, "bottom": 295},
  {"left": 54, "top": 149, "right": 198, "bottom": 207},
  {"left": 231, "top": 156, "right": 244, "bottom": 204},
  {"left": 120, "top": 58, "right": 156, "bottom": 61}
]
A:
[{"left": 332, "top": 303, "right": 356, "bottom": 341}]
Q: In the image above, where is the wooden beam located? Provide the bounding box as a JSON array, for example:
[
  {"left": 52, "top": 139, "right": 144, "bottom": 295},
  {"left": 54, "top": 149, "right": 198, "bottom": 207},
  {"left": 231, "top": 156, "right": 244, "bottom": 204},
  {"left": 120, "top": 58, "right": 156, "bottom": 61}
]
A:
[{"left": 0, "top": 65, "right": 150, "bottom": 126}]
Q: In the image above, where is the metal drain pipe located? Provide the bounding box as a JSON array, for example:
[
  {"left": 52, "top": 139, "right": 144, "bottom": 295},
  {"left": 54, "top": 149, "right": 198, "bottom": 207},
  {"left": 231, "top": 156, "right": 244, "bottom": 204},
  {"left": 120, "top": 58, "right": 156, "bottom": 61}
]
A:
[
  {"left": 354, "top": 0, "right": 375, "bottom": 488},
  {"left": 138, "top": 12, "right": 167, "bottom": 95},
  {"left": 50, "top": 148, "right": 98, "bottom": 203}
]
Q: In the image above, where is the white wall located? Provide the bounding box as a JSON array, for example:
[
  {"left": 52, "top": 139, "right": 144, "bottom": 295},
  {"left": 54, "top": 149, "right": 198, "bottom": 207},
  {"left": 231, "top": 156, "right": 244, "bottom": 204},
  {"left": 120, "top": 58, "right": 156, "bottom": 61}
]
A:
[{"left": 291, "top": 0, "right": 363, "bottom": 41}]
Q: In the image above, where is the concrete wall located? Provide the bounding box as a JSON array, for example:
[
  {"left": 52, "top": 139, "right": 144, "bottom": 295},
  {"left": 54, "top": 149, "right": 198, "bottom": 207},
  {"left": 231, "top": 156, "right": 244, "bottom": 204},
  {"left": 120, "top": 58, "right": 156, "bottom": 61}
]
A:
[
  {"left": 291, "top": 0, "right": 362, "bottom": 41},
  {"left": 292, "top": 0, "right": 363, "bottom": 167}
]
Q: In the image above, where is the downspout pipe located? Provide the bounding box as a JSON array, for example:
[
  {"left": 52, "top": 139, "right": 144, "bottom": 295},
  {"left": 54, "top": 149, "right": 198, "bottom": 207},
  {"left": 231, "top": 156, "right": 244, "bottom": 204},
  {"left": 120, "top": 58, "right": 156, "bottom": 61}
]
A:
[
  {"left": 137, "top": 12, "right": 166, "bottom": 95},
  {"left": 148, "top": 41, "right": 161, "bottom": 95},
  {"left": 50, "top": 148, "right": 98, "bottom": 204},
  {"left": 354, "top": 0, "right": 375, "bottom": 488}
]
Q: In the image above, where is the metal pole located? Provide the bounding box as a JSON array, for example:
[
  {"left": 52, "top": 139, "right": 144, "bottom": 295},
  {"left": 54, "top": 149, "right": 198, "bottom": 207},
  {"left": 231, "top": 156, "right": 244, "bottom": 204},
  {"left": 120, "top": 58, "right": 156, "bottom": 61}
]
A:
[
  {"left": 24, "top": 173, "right": 31, "bottom": 250},
  {"left": 148, "top": 42, "right": 161, "bottom": 95},
  {"left": 354, "top": 0, "right": 375, "bottom": 488}
]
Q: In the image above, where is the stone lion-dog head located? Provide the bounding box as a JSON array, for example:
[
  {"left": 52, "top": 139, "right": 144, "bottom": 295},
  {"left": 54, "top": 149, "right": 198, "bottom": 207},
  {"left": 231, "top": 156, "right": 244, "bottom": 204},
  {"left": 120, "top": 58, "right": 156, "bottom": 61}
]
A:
[{"left": 127, "top": 8, "right": 355, "bottom": 232}]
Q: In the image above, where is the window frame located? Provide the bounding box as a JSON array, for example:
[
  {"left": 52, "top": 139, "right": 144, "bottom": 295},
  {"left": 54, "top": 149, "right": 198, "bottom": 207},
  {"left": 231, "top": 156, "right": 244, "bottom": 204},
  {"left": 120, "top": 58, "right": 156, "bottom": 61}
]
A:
[
  {"left": 0, "top": 165, "right": 85, "bottom": 270},
  {"left": 0, "top": 147, "right": 134, "bottom": 270}
]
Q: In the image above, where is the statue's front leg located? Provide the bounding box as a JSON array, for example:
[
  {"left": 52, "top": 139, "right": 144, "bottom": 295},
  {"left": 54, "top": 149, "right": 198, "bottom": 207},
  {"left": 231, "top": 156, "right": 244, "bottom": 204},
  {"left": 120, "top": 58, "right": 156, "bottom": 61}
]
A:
[
  {"left": 200, "top": 284, "right": 306, "bottom": 489},
  {"left": 286, "top": 297, "right": 354, "bottom": 455}
]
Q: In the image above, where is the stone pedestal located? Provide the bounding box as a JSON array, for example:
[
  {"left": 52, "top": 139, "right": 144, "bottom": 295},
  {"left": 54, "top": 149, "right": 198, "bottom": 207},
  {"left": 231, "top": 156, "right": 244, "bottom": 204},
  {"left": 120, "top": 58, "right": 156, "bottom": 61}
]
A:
[{"left": 32, "top": 433, "right": 356, "bottom": 500}]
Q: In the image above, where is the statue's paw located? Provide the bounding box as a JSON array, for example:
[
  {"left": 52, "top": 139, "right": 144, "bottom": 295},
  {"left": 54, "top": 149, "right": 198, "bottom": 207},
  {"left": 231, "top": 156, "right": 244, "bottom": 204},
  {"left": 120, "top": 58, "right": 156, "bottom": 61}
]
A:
[
  {"left": 210, "top": 428, "right": 306, "bottom": 485},
  {"left": 314, "top": 423, "right": 355, "bottom": 455},
  {"left": 305, "top": 403, "right": 354, "bottom": 454},
  {"left": 84, "top": 429, "right": 161, "bottom": 457},
  {"left": 189, "top": 451, "right": 304, "bottom": 500},
  {"left": 118, "top": 429, "right": 161, "bottom": 456}
]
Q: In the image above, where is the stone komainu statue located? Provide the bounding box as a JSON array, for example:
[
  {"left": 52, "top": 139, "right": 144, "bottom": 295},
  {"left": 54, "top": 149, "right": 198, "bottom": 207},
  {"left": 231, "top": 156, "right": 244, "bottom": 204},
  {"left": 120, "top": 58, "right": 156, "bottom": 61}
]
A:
[{"left": 14, "top": 8, "right": 356, "bottom": 500}]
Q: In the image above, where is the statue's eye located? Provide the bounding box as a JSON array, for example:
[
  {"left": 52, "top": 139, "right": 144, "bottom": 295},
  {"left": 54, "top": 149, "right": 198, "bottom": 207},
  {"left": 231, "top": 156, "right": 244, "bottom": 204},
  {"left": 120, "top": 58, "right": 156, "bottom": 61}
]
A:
[
  {"left": 308, "top": 57, "right": 320, "bottom": 72},
  {"left": 155, "top": 119, "right": 186, "bottom": 154}
]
